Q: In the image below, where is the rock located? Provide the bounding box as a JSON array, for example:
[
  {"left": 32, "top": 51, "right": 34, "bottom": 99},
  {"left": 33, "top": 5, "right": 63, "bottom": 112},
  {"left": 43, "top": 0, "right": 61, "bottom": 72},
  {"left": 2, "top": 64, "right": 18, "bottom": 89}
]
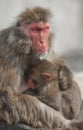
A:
[{"left": 0, "top": 122, "right": 46, "bottom": 130}]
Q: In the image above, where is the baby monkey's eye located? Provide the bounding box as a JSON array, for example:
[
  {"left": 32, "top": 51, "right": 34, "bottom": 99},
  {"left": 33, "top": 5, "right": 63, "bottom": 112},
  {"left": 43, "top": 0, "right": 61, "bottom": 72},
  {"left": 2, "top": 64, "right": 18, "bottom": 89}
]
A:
[{"left": 32, "top": 80, "right": 38, "bottom": 84}]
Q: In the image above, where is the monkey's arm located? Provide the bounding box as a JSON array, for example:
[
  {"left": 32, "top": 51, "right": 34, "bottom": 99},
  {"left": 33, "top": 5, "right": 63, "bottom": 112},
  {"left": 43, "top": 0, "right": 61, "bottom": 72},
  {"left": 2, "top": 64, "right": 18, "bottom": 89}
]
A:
[
  {"left": 54, "top": 57, "right": 82, "bottom": 119},
  {"left": 61, "top": 80, "right": 82, "bottom": 119},
  {"left": 47, "top": 49, "right": 76, "bottom": 90},
  {"left": 0, "top": 90, "right": 70, "bottom": 129},
  {"left": 58, "top": 65, "right": 73, "bottom": 90}
]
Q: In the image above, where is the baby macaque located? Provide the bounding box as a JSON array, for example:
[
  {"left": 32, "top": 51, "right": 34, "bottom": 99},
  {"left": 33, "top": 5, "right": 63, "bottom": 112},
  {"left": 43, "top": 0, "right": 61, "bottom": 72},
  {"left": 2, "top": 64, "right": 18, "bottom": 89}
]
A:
[
  {"left": 24, "top": 59, "right": 62, "bottom": 112},
  {"left": 25, "top": 59, "right": 81, "bottom": 120}
]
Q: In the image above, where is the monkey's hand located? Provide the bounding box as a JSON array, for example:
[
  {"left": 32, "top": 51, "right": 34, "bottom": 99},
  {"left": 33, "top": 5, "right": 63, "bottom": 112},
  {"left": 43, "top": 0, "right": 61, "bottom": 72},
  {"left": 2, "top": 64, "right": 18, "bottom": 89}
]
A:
[{"left": 58, "top": 66, "right": 73, "bottom": 90}]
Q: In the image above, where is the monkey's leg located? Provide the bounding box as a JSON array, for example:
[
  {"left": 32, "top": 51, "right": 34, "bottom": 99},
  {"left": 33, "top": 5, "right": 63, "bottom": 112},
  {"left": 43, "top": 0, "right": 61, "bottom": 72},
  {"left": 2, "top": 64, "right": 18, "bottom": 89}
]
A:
[{"left": 0, "top": 90, "right": 20, "bottom": 124}]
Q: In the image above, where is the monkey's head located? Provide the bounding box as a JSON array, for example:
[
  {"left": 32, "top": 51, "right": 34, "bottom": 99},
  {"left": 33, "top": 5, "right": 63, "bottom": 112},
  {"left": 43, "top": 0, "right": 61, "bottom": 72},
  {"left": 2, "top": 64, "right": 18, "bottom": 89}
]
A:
[
  {"left": 25, "top": 60, "right": 58, "bottom": 91},
  {"left": 16, "top": 7, "right": 52, "bottom": 58}
]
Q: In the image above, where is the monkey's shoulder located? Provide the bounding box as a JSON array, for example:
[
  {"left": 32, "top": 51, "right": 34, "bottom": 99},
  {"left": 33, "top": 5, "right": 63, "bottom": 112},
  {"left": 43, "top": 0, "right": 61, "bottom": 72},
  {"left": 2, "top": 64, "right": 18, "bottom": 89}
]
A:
[{"left": 47, "top": 49, "right": 68, "bottom": 69}]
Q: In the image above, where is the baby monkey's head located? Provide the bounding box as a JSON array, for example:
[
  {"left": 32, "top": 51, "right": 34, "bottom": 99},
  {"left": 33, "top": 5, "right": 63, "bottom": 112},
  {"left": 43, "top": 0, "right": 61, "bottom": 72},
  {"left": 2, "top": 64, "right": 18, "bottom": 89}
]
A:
[{"left": 27, "top": 60, "right": 58, "bottom": 91}]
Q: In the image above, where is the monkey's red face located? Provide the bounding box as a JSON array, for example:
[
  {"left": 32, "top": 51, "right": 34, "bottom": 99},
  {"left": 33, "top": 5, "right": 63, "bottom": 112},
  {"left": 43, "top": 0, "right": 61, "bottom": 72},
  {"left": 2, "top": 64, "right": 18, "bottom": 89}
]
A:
[{"left": 27, "top": 22, "right": 50, "bottom": 53}]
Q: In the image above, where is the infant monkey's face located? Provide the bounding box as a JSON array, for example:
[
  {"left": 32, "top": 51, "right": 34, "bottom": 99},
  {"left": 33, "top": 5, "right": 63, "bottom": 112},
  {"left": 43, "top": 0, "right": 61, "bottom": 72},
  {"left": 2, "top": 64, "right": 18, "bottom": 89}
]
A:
[{"left": 27, "top": 60, "right": 58, "bottom": 90}]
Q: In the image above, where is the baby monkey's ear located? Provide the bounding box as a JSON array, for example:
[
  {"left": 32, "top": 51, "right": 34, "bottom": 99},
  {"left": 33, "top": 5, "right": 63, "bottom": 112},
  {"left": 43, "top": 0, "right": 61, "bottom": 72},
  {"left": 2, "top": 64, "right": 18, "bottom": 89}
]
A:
[
  {"left": 41, "top": 72, "right": 53, "bottom": 80},
  {"left": 41, "top": 72, "right": 57, "bottom": 80}
]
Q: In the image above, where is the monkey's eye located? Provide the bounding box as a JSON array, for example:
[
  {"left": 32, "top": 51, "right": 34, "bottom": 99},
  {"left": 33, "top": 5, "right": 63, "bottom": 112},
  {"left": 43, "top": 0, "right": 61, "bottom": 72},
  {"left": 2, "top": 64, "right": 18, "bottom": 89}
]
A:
[
  {"left": 43, "top": 26, "right": 49, "bottom": 32},
  {"left": 31, "top": 28, "right": 40, "bottom": 33},
  {"left": 32, "top": 80, "right": 38, "bottom": 85}
]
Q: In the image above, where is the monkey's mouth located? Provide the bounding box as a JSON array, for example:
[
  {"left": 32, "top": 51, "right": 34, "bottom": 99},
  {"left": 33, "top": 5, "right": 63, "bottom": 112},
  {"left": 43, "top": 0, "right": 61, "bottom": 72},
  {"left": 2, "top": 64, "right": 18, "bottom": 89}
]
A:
[
  {"left": 37, "top": 47, "right": 47, "bottom": 53},
  {"left": 39, "top": 48, "right": 46, "bottom": 53}
]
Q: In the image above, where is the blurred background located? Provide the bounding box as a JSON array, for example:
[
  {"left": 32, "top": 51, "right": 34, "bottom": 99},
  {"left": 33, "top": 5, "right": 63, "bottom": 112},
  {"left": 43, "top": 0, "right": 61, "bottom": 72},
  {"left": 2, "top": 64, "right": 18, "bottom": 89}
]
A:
[{"left": 0, "top": 0, "right": 83, "bottom": 95}]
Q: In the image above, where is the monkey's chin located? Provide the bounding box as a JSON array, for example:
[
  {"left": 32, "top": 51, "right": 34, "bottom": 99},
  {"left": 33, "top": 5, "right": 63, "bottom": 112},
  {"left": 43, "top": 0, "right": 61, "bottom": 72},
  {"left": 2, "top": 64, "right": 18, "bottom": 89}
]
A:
[{"left": 36, "top": 51, "right": 48, "bottom": 60}]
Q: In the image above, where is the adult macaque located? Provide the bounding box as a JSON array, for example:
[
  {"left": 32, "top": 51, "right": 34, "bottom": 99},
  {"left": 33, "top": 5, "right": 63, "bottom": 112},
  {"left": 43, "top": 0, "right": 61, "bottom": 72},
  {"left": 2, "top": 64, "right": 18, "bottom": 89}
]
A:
[
  {"left": 0, "top": 6, "right": 82, "bottom": 129},
  {"left": 24, "top": 59, "right": 81, "bottom": 120}
]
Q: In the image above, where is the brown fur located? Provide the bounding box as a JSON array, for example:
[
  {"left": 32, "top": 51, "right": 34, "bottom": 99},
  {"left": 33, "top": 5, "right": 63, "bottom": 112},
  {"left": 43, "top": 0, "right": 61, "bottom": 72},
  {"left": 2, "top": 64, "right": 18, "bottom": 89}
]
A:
[
  {"left": 0, "top": 89, "right": 83, "bottom": 130},
  {"left": 0, "top": 6, "right": 82, "bottom": 129},
  {"left": 18, "top": 6, "right": 52, "bottom": 24},
  {"left": 0, "top": 89, "right": 68, "bottom": 128},
  {"left": 26, "top": 60, "right": 81, "bottom": 120},
  {"left": 0, "top": 6, "right": 68, "bottom": 128}
]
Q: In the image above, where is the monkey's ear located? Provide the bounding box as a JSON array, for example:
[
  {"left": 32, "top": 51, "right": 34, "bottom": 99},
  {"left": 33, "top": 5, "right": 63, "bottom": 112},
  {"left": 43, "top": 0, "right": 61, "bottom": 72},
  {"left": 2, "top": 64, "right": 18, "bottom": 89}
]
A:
[
  {"left": 16, "top": 21, "right": 21, "bottom": 32},
  {"left": 41, "top": 72, "right": 52, "bottom": 80},
  {"left": 16, "top": 21, "right": 21, "bottom": 27}
]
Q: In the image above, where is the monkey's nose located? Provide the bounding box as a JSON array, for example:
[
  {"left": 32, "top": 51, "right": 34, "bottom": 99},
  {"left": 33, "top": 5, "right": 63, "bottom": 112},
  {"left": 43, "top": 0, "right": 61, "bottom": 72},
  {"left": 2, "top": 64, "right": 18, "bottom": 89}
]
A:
[
  {"left": 40, "top": 39, "right": 44, "bottom": 44},
  {"left": 39, "top": 37, "right": 45, "bottom": 44},
  {"left": 27, "top": 79, "right": 35, "bottom": 89}
]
